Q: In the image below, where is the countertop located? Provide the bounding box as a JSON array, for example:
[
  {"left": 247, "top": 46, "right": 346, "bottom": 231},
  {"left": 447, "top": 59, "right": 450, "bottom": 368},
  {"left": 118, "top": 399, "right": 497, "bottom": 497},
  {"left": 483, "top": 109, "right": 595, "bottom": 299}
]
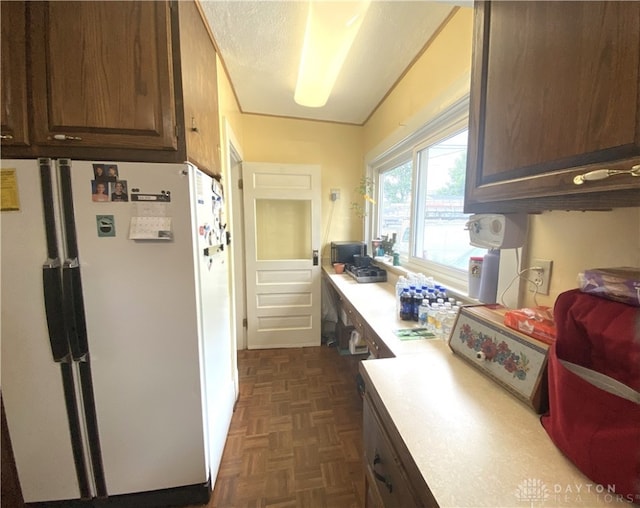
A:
[
  {"left": 323, "top": 266, "right": 632, "bottom": 507},
  {"left": 324, "top": 266, "right": 444, "bottom": 357}
]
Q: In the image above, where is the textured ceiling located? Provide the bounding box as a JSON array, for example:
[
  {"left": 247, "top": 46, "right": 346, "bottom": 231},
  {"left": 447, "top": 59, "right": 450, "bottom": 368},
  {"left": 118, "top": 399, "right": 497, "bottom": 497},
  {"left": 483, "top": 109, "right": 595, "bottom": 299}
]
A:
[{"left": 199, "top": 1, "right": 459, "bottom": 125}]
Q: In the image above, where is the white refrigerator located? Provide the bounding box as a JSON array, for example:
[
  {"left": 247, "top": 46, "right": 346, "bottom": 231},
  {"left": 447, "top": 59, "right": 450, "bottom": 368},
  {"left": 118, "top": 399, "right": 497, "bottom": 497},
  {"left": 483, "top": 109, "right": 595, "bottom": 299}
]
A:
[{"left": 0, "top": 159, "right": 236, "bottom": 506}]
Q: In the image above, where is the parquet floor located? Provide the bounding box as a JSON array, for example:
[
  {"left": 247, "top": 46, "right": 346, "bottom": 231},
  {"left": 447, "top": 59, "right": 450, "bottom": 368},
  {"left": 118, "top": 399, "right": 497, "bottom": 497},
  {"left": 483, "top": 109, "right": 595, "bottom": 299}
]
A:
[{"left": 195, "top": 346, "right": 366, "bottom": 508}]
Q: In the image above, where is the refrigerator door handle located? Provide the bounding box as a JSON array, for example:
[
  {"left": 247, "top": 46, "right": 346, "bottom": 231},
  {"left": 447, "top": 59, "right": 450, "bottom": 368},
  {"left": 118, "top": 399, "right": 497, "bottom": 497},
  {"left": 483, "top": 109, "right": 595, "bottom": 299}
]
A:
[
  {"left": 43, "top": 258, "right": 72, "bottom": 362},
  {"left": 62, "top": 258, "right": 89, "bottom": 361}
]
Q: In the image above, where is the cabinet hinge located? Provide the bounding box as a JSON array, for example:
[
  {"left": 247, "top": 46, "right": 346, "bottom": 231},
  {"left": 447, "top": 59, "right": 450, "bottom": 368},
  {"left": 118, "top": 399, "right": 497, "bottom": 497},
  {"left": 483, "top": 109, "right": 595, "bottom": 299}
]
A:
[
  {"left": 238, "top": 178, "right": 243, "bottom": 190},
  {"left": 242, "top": 318, "right": 248, "bottom": 328}
]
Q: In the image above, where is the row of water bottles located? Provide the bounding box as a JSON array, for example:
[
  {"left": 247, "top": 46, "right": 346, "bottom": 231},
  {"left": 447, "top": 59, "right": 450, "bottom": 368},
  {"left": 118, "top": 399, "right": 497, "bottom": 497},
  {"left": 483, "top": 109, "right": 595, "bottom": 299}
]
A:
[{"left": 396, "top": 274, "right": 462, "bottom": 341}]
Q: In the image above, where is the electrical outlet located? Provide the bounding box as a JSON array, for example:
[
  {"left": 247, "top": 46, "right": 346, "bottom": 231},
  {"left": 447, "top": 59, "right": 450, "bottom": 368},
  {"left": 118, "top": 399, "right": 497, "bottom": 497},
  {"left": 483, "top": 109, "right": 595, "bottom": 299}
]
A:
[
  {"left": 330, "top": 188, "right": 340, "bottom": 201},
  {"left": 530, "top": 259, "right": 553, "bottom": 295}
]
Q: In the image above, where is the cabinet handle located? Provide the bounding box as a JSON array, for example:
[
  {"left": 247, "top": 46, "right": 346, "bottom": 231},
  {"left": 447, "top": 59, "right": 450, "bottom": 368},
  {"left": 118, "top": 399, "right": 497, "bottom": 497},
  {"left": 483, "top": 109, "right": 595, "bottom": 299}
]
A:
[
  {"left": 372, "top": 454, "right": 393, "bottom": 493},
  {"left": 52, "top": 134, "right": 83, "bottom": 141},
  {"left": 0, "top": 134, "right": 13, "bottom": 140},
  {"left": 573, "top": 165, "right": 640, "bottom": 185}
]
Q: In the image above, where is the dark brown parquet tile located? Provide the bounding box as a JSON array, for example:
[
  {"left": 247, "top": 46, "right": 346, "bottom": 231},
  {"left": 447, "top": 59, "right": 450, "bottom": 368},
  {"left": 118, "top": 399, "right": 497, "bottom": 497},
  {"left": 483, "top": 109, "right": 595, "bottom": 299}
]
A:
[{"left": 190, "top": 346, "right": 365, "bottom": 508}]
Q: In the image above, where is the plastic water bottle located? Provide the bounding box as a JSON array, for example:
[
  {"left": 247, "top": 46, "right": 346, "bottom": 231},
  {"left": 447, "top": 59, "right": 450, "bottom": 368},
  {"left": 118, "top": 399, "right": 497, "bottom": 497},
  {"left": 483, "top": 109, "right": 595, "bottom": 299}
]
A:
[
  {"left": 435, "top": 285, "right": 447, "bottom": 300},
  {"left": 442, "top": 309, "right": 456, "bottom": 342},
  {"left": 396, "top": 276, "right": 408, "bottom": 315},
  {"left": 430, "top": 303, "right": 441, "bottom": 337},
  {"left": 412, "top": 289, "right": 423, "bottom": 322},
  {"left": 418, "top": 302, "right": 429, "bottom": 327},
  {"left": 400, "top": 289, "right": 413, "bottom": 321}
]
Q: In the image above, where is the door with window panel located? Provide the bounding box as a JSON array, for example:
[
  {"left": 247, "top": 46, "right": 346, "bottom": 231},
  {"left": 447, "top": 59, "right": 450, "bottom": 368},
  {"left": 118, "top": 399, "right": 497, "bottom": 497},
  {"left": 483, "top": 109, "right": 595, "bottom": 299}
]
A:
[{"left": 242, "top": 162, "right": 322, "bottom": 349}]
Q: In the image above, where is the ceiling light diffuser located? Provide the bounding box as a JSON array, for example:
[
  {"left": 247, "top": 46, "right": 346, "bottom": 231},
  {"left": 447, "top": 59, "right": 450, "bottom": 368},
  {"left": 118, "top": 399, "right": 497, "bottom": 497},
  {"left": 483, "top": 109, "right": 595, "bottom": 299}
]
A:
[{"left": 294, "top": 0, "right": 371, "bottom": 108}]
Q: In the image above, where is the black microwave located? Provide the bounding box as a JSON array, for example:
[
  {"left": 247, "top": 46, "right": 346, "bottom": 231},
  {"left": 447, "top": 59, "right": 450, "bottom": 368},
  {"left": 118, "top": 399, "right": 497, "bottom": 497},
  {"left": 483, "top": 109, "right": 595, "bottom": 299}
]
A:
[{"left": 330, "top": 241, "right": 366, "bottom": 264}]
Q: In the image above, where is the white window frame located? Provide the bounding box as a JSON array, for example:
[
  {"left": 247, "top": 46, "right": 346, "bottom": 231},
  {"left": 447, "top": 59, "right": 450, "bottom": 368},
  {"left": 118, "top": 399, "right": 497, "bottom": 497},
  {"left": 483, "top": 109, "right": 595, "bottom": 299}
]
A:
[
  {"left": 367, "top": 95, "right": 471, "bottom": 292},
  {"left": 375, "top": 152, "right": 413, "bottom": 253}
]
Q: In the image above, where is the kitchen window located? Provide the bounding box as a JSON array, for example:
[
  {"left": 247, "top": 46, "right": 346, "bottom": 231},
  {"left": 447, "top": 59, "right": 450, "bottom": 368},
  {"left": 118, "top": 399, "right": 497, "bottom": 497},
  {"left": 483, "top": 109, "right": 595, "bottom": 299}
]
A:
[
  {"left": 378, "top": 159, "right": 412, "bottom": 256},
  {"left": 370, "top": 96, "right": 485, "bottom": 291}
]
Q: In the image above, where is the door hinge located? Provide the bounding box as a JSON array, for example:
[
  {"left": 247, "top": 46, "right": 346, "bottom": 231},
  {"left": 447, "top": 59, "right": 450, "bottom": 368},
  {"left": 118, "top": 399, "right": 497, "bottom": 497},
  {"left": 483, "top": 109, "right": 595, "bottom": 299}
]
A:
[
  {"left": 242, "top": 318, "right": 248, "bottom": 328},
  {"left": 238, "top": 178, "right": 243, "bottom": 190}
]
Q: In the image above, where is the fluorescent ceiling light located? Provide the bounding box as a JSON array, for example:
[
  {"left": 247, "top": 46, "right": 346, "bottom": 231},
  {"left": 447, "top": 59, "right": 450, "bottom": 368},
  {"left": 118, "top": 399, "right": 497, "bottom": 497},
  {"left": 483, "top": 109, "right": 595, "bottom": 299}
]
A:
[{"left": 295, "top": 0, "right": 371, "bottom": 108}]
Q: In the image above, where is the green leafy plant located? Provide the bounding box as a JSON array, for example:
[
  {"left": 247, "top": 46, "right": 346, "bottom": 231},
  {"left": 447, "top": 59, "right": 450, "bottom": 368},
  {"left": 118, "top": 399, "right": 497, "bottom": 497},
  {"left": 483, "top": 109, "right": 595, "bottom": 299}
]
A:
[{"left": 350, "top": 176, "right": 375, "bottom": 219}]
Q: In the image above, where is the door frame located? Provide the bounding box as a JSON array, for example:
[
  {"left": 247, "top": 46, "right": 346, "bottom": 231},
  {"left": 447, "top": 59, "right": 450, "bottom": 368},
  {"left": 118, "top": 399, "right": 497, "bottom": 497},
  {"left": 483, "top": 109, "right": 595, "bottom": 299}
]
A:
[{"left": 222, "top": 119, "right": 244, "bottom": 397}]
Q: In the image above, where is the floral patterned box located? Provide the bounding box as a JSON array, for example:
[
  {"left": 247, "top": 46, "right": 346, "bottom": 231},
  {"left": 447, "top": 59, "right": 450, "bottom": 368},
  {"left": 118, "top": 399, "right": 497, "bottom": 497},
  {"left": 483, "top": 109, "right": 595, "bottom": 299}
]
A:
[{"left": 449, "top": 305, "right": 550, "bottom": 413}]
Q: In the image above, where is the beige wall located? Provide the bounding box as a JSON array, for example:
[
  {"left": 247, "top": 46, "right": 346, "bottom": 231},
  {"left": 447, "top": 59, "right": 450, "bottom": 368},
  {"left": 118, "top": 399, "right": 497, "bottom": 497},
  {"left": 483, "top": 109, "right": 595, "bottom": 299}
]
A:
[
  {"left": 521, "top": 209, "right": 640, "bottom": 307},
  {"left": 241, "top": 114, "right": 364, "bottom": 259},
  {"left": 363, "top": 7, "right": 473, "bottom": 155}
]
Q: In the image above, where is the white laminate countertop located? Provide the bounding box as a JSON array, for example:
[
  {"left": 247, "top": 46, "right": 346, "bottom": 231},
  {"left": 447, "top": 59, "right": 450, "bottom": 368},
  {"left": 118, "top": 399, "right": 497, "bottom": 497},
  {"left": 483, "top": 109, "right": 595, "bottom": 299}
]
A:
[
  {"left": 324, "top": 267, "right": 634, "bottom": 507},
  {"left": 324, "top": 267, "right": 445, "bottom": 357}
]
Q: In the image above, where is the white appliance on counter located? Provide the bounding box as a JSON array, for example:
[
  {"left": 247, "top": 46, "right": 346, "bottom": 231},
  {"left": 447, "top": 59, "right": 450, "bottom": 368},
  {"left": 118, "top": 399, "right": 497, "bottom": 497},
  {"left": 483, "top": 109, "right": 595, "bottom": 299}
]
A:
[
  {"left": 466, "top": 213, "right": 528, "bottom": 305},
  {"left": 0, "top": 159, "right": 235, "bottom": 506}
]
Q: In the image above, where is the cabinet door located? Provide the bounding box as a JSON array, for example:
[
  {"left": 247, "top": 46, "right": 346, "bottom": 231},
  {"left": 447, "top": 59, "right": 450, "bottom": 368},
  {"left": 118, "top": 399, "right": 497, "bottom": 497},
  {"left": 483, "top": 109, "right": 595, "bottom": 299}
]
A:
[
  {"left": 29, "top": 1, "right": 178, "bottom": 151},
  {"left": 466, "top": 1, "right": 640, "bottom": 213},
  {"left": 1, "top": 1, "right": 29, "bottom": 147},
  {"left": 178, "top": 0, "right": 221, "bottom": 174},
  {"left": 362, "top": 395, "right": 423, "bottom": 508}
]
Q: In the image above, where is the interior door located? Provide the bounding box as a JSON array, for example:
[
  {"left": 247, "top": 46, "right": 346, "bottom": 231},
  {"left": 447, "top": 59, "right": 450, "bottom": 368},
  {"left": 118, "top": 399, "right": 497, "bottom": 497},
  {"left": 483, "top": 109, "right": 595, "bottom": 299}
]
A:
[{"left": 243, "top": 162, "right": 321, "bottom": 349}]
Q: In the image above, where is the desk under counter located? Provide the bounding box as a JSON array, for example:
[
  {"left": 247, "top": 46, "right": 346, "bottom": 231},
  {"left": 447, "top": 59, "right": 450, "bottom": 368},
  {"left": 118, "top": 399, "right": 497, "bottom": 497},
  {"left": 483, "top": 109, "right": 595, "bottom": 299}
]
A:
[{"left": 322, "top": 265, "right": 629, "bottom": 507}]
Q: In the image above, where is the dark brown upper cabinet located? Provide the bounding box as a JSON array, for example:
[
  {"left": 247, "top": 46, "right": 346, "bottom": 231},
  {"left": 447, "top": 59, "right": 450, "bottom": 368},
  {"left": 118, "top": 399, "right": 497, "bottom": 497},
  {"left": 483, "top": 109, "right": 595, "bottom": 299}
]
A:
[
  {"left": 1, "top": 1, "right": 184, "bottom": 162},
  {"left": 177, "top": 0, "right": 221, "bottom": 175},
  {"left": 1, "top": 1, "right": 30, "bottom": 148},
  {"left": 30, "top": 1, "right": 178, "bottom": 152},
  {"left": 466, "top": 1, "right": 640, "bottom": 213}
]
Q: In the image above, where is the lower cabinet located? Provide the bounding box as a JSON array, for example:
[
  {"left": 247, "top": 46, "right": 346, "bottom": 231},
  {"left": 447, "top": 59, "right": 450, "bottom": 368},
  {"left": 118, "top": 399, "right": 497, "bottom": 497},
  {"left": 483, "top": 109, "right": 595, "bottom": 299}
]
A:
[
  {"left": 363, "top": 393, "right": 426, "bottom": 508},
  {"left": 361, "top": 364, "right": 439, "bottom": 508}
]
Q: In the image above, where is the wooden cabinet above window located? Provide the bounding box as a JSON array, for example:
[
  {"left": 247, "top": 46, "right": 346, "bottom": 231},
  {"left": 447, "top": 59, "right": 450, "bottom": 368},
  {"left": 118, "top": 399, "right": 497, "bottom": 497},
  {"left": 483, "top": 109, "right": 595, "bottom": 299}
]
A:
[{"left": 466, "top": 1, "right": 640, "bottom": 213}]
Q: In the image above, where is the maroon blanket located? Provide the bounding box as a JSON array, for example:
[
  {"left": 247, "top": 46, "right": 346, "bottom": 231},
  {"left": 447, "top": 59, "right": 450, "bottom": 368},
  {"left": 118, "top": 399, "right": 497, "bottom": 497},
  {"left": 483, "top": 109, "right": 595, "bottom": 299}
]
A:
[
  {"left": 541, "top": 289, "right": 640, "bottom": 501},
  {"left": 553, "top": 289, "right": 640, "bottom": 390}
]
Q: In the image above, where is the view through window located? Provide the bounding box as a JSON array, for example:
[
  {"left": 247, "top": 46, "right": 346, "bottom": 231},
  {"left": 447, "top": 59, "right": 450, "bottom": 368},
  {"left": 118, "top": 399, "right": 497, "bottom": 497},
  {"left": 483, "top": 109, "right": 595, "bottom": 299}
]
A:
[
  {"left": 414, "top": 129, "right": 484, "bottom": 270},
  {"left": 378, "top": 160, "right": 412, "bottom": 256},
  {"left": 375, "top": 121, "right": 485, "bottom": 283}
]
